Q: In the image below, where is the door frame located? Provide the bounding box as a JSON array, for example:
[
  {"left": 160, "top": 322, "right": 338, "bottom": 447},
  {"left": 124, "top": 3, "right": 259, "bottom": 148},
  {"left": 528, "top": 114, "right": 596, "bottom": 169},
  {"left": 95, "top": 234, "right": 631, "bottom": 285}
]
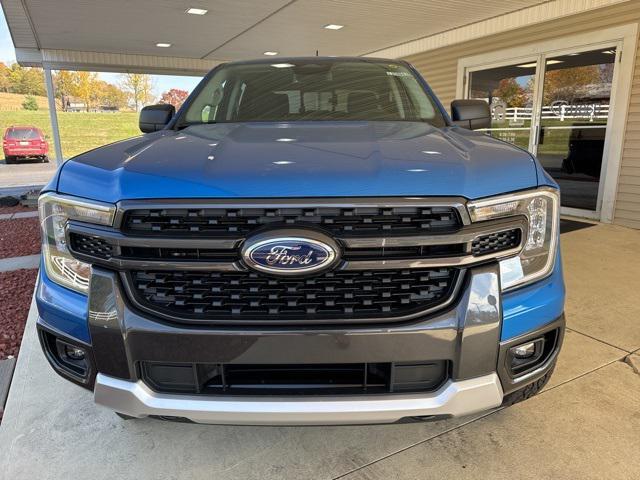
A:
[{"left": 456, "top": 24, "right": 638, "bottom": 222}]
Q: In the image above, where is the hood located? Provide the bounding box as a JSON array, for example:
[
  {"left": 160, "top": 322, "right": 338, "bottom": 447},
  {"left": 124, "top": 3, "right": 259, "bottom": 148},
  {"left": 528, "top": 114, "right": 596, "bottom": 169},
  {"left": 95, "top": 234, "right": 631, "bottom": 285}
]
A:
[{"left": 56, "top": 121, "right": 538, "bottom": 202}]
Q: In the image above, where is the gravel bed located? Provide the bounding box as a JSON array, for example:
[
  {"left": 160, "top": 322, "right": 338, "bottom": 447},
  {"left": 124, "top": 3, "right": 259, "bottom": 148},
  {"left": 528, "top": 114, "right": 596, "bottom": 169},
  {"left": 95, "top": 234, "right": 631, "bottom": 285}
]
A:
[
  {"left": 0, "top": 217, "right": 41, "bottom": 259},
  {"left": 0, "top": 268, "right": 38, "bottom": 360}
]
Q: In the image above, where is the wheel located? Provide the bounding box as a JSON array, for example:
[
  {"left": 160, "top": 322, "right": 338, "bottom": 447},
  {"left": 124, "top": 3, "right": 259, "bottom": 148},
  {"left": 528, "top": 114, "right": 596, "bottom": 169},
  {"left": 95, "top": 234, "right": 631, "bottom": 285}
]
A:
[
  {"left": 115, "top": 411, "right": 137, "bottom": 420},
  {"left": 42, "top": 155, "right": 49, "bottom": 163},
  {"left": 4, "top": 156, "right": 14, "bottom": 164},
  {"left": 501, "top": 361, "right": 556, "bottom": 407}
]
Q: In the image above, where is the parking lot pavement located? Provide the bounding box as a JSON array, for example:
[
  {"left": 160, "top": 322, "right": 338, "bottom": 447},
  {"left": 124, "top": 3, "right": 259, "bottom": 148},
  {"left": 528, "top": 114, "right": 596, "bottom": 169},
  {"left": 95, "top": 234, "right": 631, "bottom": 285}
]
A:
[
  {"left": 0, "top": 158, "right": 58, "bottom": 189},
  {"left": 0, "top": 224, "right": 638, "bottom": 480}
]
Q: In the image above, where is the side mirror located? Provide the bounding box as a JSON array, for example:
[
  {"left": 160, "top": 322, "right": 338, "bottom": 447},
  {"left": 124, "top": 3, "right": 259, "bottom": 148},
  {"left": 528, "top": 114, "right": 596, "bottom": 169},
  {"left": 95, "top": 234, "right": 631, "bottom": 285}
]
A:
[
  {"left": 139, "top": 104, "right": 175, "bottom": 133},
  {"left": 450, "top": 100, "right": 491, "bottom": 130}
]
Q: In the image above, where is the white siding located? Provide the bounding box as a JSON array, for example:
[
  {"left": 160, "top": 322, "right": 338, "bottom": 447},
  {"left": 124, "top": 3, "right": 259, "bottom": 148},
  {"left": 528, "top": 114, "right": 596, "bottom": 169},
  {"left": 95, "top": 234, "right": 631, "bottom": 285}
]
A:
[{"left": 403, "top": 2, "right": 640, "bottom": 227}]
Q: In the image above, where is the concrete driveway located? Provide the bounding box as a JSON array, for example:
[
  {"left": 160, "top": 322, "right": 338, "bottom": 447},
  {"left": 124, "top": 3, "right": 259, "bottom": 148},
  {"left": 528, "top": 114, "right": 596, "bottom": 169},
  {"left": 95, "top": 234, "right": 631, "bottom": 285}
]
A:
[
  {"left": 0, "top": 222, "right": 639, "bottom": 479},
  {"left": 0, "top": 158, "right": 57, "bottom": 189}
]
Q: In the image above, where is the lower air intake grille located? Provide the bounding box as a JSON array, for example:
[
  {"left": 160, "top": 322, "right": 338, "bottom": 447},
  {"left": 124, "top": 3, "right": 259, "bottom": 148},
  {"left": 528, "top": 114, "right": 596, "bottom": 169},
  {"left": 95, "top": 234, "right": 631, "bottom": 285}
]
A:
[
  {"left": 141, "top": 361, "right": 449, "bottom": 396},
  {"left": 472, "top": 229, "right": 521, "bottom": 256},
  {"left": 127, "top": 268, "right": 459, "bottom": 324}
]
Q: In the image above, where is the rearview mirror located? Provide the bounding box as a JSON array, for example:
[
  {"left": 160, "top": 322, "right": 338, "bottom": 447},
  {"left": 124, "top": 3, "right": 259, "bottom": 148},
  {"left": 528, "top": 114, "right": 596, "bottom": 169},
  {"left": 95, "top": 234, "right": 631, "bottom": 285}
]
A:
[
  {"left": 139, "top": 104, "right": 175, "bottom": 133},
  {"left": 450, "top": 100, "right": 491, "bottom": 130}
]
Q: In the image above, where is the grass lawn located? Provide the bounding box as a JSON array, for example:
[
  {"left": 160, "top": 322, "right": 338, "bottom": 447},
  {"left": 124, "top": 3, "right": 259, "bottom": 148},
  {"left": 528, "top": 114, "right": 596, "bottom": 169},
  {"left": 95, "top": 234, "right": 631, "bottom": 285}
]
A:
[
  {"left": 0, "top": 92, "right": 49, "bottom": 111},
  {"left": 0, "top": 109, "right": 140, "bottom": 161}
]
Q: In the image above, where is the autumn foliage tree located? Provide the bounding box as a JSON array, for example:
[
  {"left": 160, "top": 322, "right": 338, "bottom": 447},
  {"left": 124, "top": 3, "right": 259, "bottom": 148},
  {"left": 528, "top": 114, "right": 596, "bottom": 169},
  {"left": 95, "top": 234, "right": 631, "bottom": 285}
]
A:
[
  {"left": 492, "top": 78, "right": 528, "bottom": 108},
  {"left": 120, "top": 73, "right": 154, "bottom": 112},
  {"left": 3, "top": 63, "right": 46, "bottom": 96},
  {"left": 159, "top": 88, "right": 189, "bottom": 110},
  {"left": 0, "top": 62, "right": 11, "bottom": 92},
  {"left": 542, "top": 65, "right": 601, "bottom": 104}
]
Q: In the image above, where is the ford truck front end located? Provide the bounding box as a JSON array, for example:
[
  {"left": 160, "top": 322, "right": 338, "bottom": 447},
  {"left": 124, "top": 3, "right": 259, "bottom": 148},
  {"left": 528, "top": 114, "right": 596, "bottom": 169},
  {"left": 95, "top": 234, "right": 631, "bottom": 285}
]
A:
[{"left": 36, "top": 57, "right": 564, "bottom": 425}]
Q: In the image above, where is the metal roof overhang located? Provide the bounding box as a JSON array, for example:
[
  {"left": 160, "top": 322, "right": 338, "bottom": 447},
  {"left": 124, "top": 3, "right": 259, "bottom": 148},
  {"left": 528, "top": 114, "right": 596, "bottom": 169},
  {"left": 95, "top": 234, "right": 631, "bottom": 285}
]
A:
[{"left": 2, "top": 0, "right": 569, "bottom": 75}]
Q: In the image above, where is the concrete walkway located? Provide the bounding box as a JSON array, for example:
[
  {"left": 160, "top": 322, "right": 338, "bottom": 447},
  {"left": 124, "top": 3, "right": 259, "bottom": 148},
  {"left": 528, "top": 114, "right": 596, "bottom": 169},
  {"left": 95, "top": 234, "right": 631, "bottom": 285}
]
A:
[
  {"left": 0, "top": 224, "right": 639, "bottom": 479},
  {"left": 0, "top": 254, "right": 40, "bottom": 272},
  {"left": 0, "top": 211, "right": 38, "bottom": 221}
]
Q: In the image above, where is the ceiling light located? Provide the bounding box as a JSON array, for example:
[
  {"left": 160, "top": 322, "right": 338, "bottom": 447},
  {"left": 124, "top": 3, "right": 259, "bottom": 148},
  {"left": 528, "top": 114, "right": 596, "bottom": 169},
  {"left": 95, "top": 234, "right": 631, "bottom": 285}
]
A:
[
  {"left": 516, "top": 60, "right": 563, "bottom": 68},
  {"left": 185, "top": 7, "right": 208, "bottom": 15},
  {"left": 602, "top": 50, "right": 616, "bottom": 55},
  {"left": 273, "top": 160, "right": 294, "bottom": 165},
  {"left": 567, "top": 53, "right": 580, "bottom": 56},
  {"left": 263, "top": 51, "right": 278, "bottom": 56},
  {"left": 323, "top": 24, "right": 344, "bottom": 30},
  {"left": 407, "top": 169, "right": 428, "bottom": 172},
  {"left": 276, "top": 138, "right": 296, "bottom": 142},
  {"left": 156, "top": 43, "right": 172, "bottom": 48},
  {"left": 271, "top": 63, "right": 295, "bottom": 68}
]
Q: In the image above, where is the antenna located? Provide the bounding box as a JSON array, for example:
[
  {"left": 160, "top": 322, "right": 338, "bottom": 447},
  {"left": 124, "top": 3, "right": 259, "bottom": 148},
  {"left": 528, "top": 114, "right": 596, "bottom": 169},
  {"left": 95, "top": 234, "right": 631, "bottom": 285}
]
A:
[{"left": 316, "top": 50, "right": 319, "bottom": 57}]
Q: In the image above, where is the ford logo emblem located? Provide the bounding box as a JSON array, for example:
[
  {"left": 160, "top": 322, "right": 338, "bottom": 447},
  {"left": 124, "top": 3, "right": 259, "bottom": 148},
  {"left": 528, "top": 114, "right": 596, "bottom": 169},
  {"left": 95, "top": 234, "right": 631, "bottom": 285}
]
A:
[{"left": 242, "top": 230, "right": 340, "bottom": 275}]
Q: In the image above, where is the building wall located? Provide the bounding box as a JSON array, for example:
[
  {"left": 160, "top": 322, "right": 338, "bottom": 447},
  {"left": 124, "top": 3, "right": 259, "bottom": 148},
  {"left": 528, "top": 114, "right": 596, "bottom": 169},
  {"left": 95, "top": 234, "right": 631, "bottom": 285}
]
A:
[{"left": 404, "top": 2, "right": 640, "bottom": 228}]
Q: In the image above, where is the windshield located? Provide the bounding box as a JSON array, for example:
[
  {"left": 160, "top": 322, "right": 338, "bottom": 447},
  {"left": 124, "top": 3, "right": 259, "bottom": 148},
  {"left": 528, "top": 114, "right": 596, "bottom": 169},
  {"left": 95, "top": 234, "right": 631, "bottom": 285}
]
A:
[{"left": 182, "top": 60, "right": 446, "bottom": 127}]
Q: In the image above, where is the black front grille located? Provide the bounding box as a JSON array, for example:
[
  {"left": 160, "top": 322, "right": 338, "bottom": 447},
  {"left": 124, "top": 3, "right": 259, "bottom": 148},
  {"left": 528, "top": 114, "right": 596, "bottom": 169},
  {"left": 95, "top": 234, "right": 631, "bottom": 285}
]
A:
[
  {"left": 472, "top": 229, "right": 521, "bottom": 256},
  {"left": 141, "top": 361, "right": 449, "bottom": 396},
  {"left": 122, "top": 205, "right": 462, "bottom": 237},
  {"left": 127, "top": 267, "right": 459, "bottom": 324},
  {"left": 69, "top": 232, "right": 113, "bottom": 259}
]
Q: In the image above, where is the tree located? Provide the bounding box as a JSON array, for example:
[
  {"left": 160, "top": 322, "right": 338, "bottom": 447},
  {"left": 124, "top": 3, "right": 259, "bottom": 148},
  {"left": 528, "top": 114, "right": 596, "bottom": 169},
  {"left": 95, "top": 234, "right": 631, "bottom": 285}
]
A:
[
  {"left": 7, "top": 64, "right": 46, "bottom": 96},
  {"left": 492, "top": 78, "right": 527, "bottom": 108},
  {"left": 0, "top": 62, "right": 11, "bottom": 93},
  {"left": 120, "top": 73, "right": 154, "bottom": 112},
  {"left": 543, "top": 65, "right": 601, "bottom": 104},
  {"left": 69, "top": 71, "right": 99, "bottom": 112},
  {"left": 22, "top": 95, "right": 38, "bottom": 110},
  {"left": 54, "top": 70, "right": 76, "bottom": 111},
  {"left": 159, "top": 88, "right": 189, "bottom": 110},
  {"left": 98, "top": 82, "right": 128, "bottom": 109}
]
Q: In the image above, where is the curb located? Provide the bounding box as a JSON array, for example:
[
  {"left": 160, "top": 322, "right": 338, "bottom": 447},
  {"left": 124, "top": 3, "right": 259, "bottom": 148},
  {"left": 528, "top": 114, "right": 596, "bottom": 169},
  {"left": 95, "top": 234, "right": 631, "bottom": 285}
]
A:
[{"left": 0, "top": 357, "right": 17, "bottom": 417}]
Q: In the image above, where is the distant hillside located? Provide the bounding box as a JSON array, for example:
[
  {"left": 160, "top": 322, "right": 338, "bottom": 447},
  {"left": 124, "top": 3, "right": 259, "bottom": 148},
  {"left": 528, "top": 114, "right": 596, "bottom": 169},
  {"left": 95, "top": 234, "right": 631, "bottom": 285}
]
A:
[{"left": 0, "top": 92, "right": 50, "bottom": 111}]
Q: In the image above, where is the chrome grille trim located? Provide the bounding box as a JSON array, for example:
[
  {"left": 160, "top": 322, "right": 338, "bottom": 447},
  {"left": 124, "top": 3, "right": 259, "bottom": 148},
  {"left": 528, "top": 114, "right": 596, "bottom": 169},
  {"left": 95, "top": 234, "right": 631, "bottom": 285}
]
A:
[{"left": 68, "top": 218, "right": 526, "bottom": 272}]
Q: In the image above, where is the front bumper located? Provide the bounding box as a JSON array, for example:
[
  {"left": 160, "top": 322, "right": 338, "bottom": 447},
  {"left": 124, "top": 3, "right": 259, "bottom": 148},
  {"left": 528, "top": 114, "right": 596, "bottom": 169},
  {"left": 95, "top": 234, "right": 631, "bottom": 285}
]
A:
[
  {"left": 37, "top": 257, "right": 565, "bottom": 425},
  {"left": 94, "top": 372, "right": 503, "bottom": 425}
]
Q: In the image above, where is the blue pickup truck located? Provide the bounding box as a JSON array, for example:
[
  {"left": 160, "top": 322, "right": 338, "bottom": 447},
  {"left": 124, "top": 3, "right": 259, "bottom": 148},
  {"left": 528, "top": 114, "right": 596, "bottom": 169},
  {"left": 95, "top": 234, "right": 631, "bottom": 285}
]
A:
[{"left": 36, "top": 57, "right": 564, "bottom": 425}]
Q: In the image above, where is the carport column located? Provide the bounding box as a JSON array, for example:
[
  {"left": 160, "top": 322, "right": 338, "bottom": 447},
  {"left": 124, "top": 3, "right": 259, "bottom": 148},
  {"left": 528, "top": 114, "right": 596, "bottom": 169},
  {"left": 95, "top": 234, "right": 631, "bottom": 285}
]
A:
[{"left": 43, "top": 67, "right": 64, "bottom": 165}]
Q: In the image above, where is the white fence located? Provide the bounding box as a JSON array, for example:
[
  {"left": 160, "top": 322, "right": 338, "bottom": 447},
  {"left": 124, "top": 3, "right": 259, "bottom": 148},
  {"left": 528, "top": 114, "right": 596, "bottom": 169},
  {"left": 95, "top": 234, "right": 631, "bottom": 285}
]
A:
[{"left": 490, "top": 103, "right": 610, "bottom": 122}]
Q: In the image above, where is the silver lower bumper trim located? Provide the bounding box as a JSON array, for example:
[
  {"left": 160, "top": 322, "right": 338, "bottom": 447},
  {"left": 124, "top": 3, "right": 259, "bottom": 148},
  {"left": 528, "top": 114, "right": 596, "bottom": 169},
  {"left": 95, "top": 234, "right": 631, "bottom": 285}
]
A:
[{"left": 94, "top": 373, "right": 504, "bottom": 425}]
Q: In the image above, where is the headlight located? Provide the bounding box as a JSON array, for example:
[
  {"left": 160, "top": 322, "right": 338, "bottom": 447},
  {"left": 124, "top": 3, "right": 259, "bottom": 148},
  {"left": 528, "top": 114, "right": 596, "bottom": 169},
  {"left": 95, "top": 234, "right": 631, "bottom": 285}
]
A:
[
  {"left": 468, "top": 188, "right": 559, "bottom": 290},
  {"left": 38, "top": 193, "right": 115, "bottom": 294}
]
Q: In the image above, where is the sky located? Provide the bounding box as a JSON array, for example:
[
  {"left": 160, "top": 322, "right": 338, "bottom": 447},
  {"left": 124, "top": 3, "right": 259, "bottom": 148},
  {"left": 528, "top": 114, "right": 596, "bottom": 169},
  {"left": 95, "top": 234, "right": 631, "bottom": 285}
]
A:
[{"left": 0, "top": 9, "right": 202, "bottom": 97}]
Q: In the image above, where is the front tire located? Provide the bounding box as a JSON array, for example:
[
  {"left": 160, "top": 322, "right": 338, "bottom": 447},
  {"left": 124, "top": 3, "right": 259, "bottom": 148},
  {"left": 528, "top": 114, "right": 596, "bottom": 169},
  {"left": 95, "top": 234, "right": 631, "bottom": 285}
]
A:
[
  {"left": 501, "top": 361, "right": 556, "bottom": 407},
  {"left": 42, "top": 155, "right": 49, "bottom": 163},
  {"left": 4, "top": 156, "right": 14, "bottom": 164}
]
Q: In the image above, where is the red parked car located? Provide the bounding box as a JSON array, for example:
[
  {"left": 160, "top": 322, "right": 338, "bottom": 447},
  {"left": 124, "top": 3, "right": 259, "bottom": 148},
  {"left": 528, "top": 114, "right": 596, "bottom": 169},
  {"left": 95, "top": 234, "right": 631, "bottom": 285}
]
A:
[{"left": 3, "top": 126, "right": 49, "bottom": 163}]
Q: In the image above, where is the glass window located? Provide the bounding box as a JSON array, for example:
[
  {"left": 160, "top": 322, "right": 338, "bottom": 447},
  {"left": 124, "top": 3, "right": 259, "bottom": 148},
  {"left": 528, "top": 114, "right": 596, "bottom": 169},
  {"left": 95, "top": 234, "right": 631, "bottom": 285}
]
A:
[
  {"left": 468, "top": 63, "right": 536, "bottom": 150},
  {"left": 182, "top": 60, "right": 446, "bottom": 126},
  {"left": 6, "top": 128, "right": 41, "bottom": 140}
]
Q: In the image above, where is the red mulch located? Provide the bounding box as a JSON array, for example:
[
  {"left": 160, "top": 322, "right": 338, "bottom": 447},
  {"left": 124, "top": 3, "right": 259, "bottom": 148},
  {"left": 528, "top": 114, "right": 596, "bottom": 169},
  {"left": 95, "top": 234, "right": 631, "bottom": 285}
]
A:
[
  {"left": 0, "top": 205, "right": 37, "bottom": 215},
  {"left": 0, "top": 218, "right": 41, "bottom": 259},
  {"left": 0, "top": 269, "right": 38, "bottom": 360}
]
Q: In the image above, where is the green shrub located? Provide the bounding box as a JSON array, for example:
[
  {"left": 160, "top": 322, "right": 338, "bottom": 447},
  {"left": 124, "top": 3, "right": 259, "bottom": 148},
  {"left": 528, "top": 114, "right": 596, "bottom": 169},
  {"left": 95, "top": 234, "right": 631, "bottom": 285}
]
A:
[{"left": 22, "top": 95, "right": 39, "bottom": 111}]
